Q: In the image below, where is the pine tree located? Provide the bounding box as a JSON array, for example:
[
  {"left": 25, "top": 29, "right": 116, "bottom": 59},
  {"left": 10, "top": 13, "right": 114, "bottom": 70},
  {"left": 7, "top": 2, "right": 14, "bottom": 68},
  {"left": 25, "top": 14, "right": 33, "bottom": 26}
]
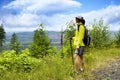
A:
[
  {"left": 0, "top": 24, "right": 6, "bottom": 51},
  {"left": 10, "top": 33, "right": 22, "bottom": 54},
  {"left": 30, "top": 24, "right": 51, "bottom": 58}
]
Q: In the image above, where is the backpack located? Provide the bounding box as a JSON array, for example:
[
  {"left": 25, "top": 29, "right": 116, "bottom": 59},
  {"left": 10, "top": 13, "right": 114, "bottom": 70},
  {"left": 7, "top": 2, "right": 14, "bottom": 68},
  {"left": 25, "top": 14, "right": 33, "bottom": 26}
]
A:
[{"left": 83, "top": 26, "right": 91, "bottom": 46}]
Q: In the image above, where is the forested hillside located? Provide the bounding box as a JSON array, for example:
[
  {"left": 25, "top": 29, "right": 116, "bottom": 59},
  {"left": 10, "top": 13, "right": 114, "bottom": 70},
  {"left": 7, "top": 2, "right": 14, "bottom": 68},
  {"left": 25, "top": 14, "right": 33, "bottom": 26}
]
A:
[{"left": 5, "top": 31, "right": 61, "bottom": 49}]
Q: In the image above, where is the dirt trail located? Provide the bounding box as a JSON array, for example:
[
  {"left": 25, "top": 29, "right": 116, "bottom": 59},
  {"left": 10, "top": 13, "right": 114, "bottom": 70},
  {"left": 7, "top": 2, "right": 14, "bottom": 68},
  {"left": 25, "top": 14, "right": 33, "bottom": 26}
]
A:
[{"left": 92, "top": 57, "right": 120, "bottom": 80}]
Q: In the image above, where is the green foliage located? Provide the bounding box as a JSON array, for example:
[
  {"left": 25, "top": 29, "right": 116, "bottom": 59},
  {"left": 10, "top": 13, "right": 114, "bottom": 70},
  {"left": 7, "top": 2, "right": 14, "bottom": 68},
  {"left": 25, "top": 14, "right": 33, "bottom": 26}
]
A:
[
  {"left": 0, "top": 24, "right": 6, "bottom": 51},
  {"left": 115, "top": 29, "right": 120, "bottom": 47},
  {"left": 30, "top": 24, "right": 54, "bottom": 58},
  {"left": 90, "top": 19, "right": 111, "bottom": 48},
  {"left": 63, "top": 20, "right": 75, "bottom": 55},
  {"left": 32, "top": 55, "right": 72, "bottom": 80},
  {"left": 10, "top": 33, "right": 22, "bottom": 54},
  {"left": 0, "top": 48, "right": 120, "bottom": 80},
  {"left": 0, "top": 49, "right": 40, "bottom": 73},
  {"left": 64, "top": 20, "right": 76, "bottom": 43}
]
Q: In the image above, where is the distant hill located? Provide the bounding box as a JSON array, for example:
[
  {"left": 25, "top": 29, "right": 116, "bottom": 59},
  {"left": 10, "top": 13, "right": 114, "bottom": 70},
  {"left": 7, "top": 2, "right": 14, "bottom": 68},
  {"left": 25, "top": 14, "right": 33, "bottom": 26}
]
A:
[
  {"left": 5, "top": 31, "right": 61, "bottom": 49},
  {"left": 5, "top": 30, "right": 117, "bottom": 49}
]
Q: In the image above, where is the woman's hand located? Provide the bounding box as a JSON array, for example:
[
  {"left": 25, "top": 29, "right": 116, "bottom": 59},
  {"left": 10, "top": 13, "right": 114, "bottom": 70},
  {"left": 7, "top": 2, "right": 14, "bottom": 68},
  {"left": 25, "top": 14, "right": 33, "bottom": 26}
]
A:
[
  {"left": 76, "top": 46, "right": 80, "bottom": 50},
  {"left": 69, "top": 37, "right": 72, "bottom": 40}
]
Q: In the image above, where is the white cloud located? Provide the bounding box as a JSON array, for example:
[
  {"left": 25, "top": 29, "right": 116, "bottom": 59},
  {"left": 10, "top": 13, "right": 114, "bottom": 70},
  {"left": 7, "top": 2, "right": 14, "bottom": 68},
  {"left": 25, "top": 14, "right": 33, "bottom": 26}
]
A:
[
  {"left": 3, "top": 13, "right": 39, "bottom": 27},
  {"left": 5, "top": 27, "right": 37, "bottom": 32},
  {"left": 2, "top": 0, "right": 82, "bottom": 32},
  {"left": 45, "top": 5, "right": 120, "bottom": 31},
  {"left": 1, "top": 0, "right": 120, "bottom": 32},
  {"left": 81, "top": 5, "right": 120, "bottom": 31},
  {"left": 3, "top": 0, "right": 81, "bottom": 14},
  {"left": 0, "top": 20, "right": 2, "bottom": 25}
]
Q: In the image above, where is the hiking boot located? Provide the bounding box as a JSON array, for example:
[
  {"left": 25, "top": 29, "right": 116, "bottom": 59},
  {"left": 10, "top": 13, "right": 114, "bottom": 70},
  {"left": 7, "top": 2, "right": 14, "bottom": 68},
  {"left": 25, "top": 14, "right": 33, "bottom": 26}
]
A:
[
  {"left": 79, "top": 68, "right": 84, "bottom": 72},
  {"left": 80, "top": 68, "right": 84, "bottom": 71}
]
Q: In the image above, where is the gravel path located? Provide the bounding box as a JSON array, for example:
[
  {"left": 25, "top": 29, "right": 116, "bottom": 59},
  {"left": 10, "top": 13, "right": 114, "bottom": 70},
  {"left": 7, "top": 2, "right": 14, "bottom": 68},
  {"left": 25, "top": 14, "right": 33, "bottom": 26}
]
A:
[{"left": 92, "top": 57, "right": 120, "bottom": 80}]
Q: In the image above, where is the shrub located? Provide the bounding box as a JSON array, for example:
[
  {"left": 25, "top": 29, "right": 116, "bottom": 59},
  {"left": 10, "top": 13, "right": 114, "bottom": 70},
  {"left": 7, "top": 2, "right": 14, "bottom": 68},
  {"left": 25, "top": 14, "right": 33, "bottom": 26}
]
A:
[
  {"left": 0, "top": 49, "right": 41, "bottom": 72},
  {"left": 115, "top": 29, "right": 120, "bottom": 47},
  {"left": 90, "top": 19, "right": 111, "bottom": 48}
]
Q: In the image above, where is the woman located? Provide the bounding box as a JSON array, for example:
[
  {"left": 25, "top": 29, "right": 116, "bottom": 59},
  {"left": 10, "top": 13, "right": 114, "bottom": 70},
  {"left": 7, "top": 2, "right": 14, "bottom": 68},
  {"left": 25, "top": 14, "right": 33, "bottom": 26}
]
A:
[{"left": 72, "top": 16, "right": 85, "bottom": 73}]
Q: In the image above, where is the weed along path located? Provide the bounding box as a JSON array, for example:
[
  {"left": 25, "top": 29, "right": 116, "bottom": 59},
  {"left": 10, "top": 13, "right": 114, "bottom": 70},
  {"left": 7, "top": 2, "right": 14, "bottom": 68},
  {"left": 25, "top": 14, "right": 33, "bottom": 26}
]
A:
[{"left": 92, "top": 57, "right": 120, "bottom": 80}]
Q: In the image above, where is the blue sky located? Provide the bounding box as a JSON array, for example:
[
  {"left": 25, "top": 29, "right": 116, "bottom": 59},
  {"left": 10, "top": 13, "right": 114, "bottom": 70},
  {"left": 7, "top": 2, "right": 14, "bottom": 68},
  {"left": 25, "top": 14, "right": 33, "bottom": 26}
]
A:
[{"left": 0, "top": 0, "right": 120, "bottom": 32}]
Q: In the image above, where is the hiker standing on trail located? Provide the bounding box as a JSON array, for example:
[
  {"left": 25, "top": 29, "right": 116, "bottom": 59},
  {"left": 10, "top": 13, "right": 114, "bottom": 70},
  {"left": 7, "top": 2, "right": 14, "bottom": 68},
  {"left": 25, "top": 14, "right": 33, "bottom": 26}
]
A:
[{"left": 70, "top": 16, "right": 85, "bottom": 73}]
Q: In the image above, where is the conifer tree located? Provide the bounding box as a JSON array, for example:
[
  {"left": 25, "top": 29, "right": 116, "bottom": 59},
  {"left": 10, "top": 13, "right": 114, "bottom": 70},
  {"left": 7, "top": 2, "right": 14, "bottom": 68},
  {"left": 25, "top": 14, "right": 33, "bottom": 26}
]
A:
[
  {"left": 0, "top": 24, "right": 6, "bottom": 51},
  {"left": 10, "top": 33, "right": 22, "bottom": 54},
  {"left": 30, "top": 24, "right": 51, "bottom": 58}
]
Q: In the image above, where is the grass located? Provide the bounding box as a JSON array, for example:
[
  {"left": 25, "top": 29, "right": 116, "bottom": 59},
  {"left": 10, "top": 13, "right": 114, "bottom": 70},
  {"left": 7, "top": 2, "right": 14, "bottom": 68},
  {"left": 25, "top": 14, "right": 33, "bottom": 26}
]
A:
[{"left": 0, "top": 48, "right": 120, "bottom": 80}]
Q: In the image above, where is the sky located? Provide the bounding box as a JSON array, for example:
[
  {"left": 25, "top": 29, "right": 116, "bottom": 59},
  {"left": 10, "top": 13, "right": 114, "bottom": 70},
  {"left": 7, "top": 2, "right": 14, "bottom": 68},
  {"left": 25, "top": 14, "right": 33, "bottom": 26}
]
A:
[{"left": 0, "top": 0, "right": 120, "bottom": 32}]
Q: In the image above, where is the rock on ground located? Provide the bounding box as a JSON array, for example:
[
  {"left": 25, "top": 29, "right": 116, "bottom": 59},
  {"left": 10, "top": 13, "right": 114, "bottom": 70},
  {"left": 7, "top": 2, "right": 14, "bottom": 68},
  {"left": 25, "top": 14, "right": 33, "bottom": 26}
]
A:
[{"left": 92, "top": 57, "right": 120, "bottom": 80}]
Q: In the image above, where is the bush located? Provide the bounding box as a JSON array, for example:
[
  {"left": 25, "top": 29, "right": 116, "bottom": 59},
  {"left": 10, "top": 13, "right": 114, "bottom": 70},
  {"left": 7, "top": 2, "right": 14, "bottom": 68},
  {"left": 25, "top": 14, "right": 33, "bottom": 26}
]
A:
[
  {"left": 0, "top": 48, "right": 120, "bottom": 80},
  {"left": 115, "top": 29, "right": 120, "bottom": 47},
  {"left": 90, "top": 19, "right": 111, "bottom": 48},
  {"left": 0, "top": 49, "right": 41, "bottom": 72}
]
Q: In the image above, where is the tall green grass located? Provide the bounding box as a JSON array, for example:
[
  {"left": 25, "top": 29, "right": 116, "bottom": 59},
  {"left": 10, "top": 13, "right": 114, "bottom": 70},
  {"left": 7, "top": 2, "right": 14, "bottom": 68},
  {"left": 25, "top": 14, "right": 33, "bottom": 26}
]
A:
[{"left": 0, "top": 48, "right": 120, "bottom": 80}]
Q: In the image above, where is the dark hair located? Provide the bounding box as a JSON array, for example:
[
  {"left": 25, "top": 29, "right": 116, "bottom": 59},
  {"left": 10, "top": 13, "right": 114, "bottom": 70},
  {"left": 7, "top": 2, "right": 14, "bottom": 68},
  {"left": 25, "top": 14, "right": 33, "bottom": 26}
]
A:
[
  {"left": 76, "top": 17, "right": 85, "bottom": 25},
  {"left": 81, "top": 19, "right": 85, "bottom": 25}
]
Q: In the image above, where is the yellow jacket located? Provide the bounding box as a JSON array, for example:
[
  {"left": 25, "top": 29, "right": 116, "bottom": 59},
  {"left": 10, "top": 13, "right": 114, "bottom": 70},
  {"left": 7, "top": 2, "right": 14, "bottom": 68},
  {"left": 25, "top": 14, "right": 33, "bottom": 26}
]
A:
[{"left": 73, "top": 22, "right": 85, "bottom": 47}]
